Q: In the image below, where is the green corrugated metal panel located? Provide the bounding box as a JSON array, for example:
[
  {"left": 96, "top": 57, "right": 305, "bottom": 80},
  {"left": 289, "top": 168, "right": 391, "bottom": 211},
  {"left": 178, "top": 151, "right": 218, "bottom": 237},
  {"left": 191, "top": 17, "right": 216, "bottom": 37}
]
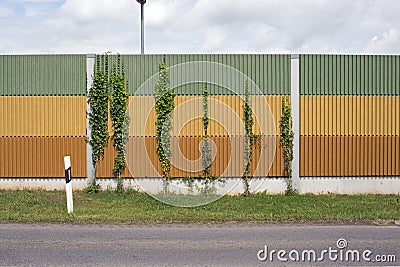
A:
[
  {"left": 102, "top": 54, "right": 290, "bottom": 95},
  {"left": 0, "top": 55, "right": 86, "bottom": 96},
  {"left": 300, "top": 55, "right": 400, "bottom": 95}
]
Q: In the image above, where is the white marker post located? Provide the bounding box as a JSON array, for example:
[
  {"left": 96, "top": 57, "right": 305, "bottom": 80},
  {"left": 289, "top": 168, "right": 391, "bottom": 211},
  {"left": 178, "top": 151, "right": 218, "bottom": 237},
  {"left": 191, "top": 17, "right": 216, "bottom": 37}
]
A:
[{"left": 64, "top": 156, "right": 73, "bottom": 214}]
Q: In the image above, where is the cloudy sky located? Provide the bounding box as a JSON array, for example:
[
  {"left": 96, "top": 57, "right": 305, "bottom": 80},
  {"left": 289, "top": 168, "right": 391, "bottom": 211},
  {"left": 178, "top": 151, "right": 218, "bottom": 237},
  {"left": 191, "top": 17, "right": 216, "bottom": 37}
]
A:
[{"left": 0, "top": 0, "right": 399, "bottom": 54}]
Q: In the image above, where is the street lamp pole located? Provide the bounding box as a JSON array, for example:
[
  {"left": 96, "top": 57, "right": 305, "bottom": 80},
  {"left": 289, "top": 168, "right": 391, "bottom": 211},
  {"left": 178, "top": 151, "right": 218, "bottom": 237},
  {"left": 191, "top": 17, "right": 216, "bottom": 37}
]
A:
[{"left": 136, "top": 0, "right": 146, "bottom": 54}]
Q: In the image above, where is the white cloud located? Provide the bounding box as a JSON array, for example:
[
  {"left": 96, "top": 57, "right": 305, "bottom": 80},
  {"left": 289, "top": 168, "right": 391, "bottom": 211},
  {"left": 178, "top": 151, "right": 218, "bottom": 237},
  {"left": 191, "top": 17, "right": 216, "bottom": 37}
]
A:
[
  {"left": 365, "top": 29, "right": 400, "bottom": 54},
  {"left": 0, "top": 0, "right": 399, "bottom": 54},
  {"left": 0, "top": 6, "right": 14, "bottom": 17},
  {"left": 5, "top": 0, "right": 61, "bottom": 3},
  {"left": 146, "top": 0, "right": 183, "bottom": 28},
  {"left": 24, "top": 6, "right": 46, "bottom": 17},
  {"left": 59, "top": 0, "right": 135, "bottom": 23}
]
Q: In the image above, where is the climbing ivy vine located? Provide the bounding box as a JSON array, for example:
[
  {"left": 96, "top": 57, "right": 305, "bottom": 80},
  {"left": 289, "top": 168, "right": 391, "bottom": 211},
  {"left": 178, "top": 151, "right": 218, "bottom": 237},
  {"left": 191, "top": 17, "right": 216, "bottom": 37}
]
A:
[
  {"left": 87, "top": 54, "right": 110, "bottom": 185},
  {"left": 279, "top": 96, "right": 297, "bottom": 195},
  {"left": 154, "top": 56, "right": 175, "bottom": 186},
  {"left": 110, "top": 54, "right": 130, "bottom": 186},
  {"left": 242, "top": 81, "right": 262, "bottom": 196},
  {"left": 202, "top": 84, "right": 212, "bottom": 180}
]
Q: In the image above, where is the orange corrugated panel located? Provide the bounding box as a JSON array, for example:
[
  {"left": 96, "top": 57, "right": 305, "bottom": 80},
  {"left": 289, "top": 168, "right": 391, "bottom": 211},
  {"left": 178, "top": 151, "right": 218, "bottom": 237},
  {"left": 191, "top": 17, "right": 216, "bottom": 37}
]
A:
[
  {"left": 314, "top": 136, "right": 320, "bottom": 176},
  {"left": 369, "top": 136, "right": 375, "bottom": 175},
  {"left": 95, "top": 142, "right": 111, "bottom": 178},
  {"left": 102, "top": 138, "right": 160, "bottom": 178},
  {"left": 323, "top": 136, "right": 329, "bottom": 175},
  {"left": 299, "top": 136, "right": 400, "bottom": 177},
  {"left": 396, "top": 136, "right": 400, "bottom": 175},
  {"left": 385, "top": 137, "right": 392, "bottom": 175},
  {"left": 0, "top": 138, "right": 5, "bottom": 177},
  {"left": 302, "top": 136, "right": 309, "bottom": 176},
  {"left": 269, "top": 137, "right": 284, "bottom": 177},
  {"left": 359, "top": 137, "right": 365, "bottom": 176},
  {"left": 328, "top": 136, "right": 335, "bottom": 176},
  {"left": 97, "top": 141, "right": 133, "bottom": 178},
  {"left": 340, "top": 136, "right": 346, "bottom": 176},
  {"left": 175, "top": 136, "right": 203, "bottom": 177},
  {"left": 346, "top": 136, "right": 351, "bottom": 176},
  {"left": 390, "top": 136, "right": 396, "bottom": 175},
  {"left": 299, "top": 136, "right": 305, "bottom": 176},
  {"left": 318, "top": 136, "right": 324, "bottom": 176},
  {"left": 0, "top": 137, "right": 86, "bottom": 177},
  {"left": 348, "top": 136, "right": 354, "bottom": 176},
  {"left": 380, "top": 137, "right": 385, "bottom": 175},
  {"left": 309, "top": 135, "right": 315, "bottom": 176},
  {"left": 212, "top": 136, "right": 234, "bottom": 177},
  {"left": 355, "top": 136, "right": 362, "bottom": 176},
  {"left": 117, "top": 135, "right": 280, "bottom": 178}
]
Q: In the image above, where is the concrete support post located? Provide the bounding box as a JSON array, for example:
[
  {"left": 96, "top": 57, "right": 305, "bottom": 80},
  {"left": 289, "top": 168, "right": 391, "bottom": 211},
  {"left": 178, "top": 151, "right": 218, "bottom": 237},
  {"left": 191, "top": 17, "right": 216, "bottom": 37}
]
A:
[
  {"left": 86, "top": 54, "right": 96, "bottom": 184},
  {"left": 291, "top": 54, "right": 301, "bottom": 192}
]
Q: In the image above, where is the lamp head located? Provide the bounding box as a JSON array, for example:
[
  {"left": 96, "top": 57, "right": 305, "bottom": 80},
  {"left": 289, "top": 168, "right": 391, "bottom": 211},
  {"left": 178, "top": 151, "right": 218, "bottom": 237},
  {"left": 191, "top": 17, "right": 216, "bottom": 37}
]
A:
[{"left": 136, "top": 0, "right": 146, "bottom": 5}]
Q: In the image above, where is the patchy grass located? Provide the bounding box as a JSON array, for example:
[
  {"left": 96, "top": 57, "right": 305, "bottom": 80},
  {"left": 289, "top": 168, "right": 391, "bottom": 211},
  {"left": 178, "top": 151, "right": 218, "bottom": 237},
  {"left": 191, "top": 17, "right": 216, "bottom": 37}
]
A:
[{"left": 0, "top": 189, "right": 399, "bottom": 223}]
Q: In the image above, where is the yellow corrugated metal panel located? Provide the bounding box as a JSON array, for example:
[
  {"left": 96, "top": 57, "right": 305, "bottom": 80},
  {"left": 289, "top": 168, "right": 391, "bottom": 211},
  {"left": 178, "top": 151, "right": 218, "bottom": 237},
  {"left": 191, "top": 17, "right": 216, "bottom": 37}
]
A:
[
  {"left": 97, "top": 136, "right": 283, "bottom": 178},
  {"left": 209, "top": 96, "right": 244, "bottom": 136},
  {"left": 127, "top": 96, "right": 156, "bottom": 137},
  {"left": 300, "top": 136, "right": 400, "bottom": 176},
  {"left": 127, "top": 95, "right": 282, "bottom": 137},
  {"left": 0, "top": 96, "right": 86, "bottom": 137},
  {"left": 263, "top": 96, "right": 283, "bottom": 136},
  {"left": 207, "top": 95, "right": 280, "bottom": 137},
  {"left": 174, "top": 96, "right": 203, "bottom": 137},
  {"left": 301, "top": 96, "right": 400, "bottom": 136},
  {"left": 0, "top": 137, "right": 86, "bottom": 177}
]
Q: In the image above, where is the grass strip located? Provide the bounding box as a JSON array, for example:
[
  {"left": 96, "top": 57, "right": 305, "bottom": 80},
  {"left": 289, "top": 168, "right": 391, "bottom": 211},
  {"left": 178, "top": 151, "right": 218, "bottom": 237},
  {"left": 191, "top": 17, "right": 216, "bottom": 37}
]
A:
[{"left": 0, "top": 189, "right": 399, "bottom": 223}]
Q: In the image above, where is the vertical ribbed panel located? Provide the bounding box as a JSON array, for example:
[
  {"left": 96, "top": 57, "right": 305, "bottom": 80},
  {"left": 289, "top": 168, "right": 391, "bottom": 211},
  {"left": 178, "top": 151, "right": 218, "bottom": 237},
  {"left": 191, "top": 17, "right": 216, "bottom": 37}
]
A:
[
  {"left": 300, "top": 54, "right": 400, "bottom": 177},
  {"left": 300, "top": 95, "right": 400, "bottom": 176},
  {"left": 0, "top": 137, "right": 86, "bottom": 177},
  {"left": 128, "top": 95, "right": 282, "bottom": 137},
  {"left": 104, "top": 54, "right": 291, "bottom": 95},
  {"left": 102, "top": 94, "right": 285, "bottom": 178},
  {"left": 97, "top": 137, "right": 284, "bottom": 178},
  {"left": 300, "top": 55, "right": 400, "bottom": 95},
  {"left": 0, "top": 55, "right": 86, "bottom": 96},
  {"left": 300, "top": 96, "right": 400, "bottom": 136},
  {"left": 2, "top": 53, "right": 398, "bottom": 179},
  {"left": 0, "top": 96, "right": 86, "bottom": 137},
  {"left": 300, "top": 136, "right": 400, "bottom": 176}
]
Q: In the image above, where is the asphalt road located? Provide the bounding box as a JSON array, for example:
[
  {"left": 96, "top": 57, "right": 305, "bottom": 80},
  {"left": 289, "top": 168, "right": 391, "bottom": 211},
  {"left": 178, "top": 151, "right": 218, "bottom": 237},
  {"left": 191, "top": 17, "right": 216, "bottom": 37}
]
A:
[{"left": 0, "top": 223, "right": 399, "bottom": 267}]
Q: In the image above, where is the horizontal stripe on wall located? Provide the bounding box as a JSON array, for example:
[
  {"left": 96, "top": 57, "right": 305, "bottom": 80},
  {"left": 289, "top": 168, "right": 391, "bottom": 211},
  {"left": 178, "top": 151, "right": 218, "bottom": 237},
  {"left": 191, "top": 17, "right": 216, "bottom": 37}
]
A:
[
  {"left": 104, "top": 54, "right": 291, "bottom": 95},
  {"left": 128, "top": 95, "right": 283, "bottom": 137},
  {"left": 0, "top": 137, "right": 86, "bottom": 177},
  {"left": 0, "top": 55, "right": 86, "bottom": 96},
  {"left": 301, "top": 96, "right": 400, "bottom": 136},
  {"left": 300, "top": 136, "right": 400, "bottom": 177},
  {"left": 300, "top": 55, "right": 400, "bottom": 96},
  {"left": 96, "top": 136, "right": 284, "bottom": 178},
  {"left": 0, "top": 96, "right": 86, "bottom": 137}
]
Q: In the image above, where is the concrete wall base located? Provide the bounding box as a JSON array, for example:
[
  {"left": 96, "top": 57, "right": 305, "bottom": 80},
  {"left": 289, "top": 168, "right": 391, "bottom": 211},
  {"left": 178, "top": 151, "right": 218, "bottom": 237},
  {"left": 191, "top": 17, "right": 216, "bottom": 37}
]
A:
[{"left": 0, "top": 177, "right": 399, "bottom": 194}]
